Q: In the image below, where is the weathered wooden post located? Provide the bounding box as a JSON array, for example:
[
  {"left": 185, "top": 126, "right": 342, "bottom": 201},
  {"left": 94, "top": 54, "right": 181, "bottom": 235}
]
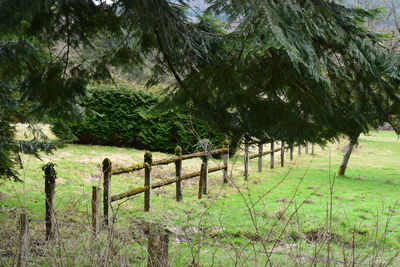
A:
[
  {"left": 198, "top": 163, "right": 206, "bottom": 199},
  {"left": 270, "top": 141, "right": 275, "bottom": 169},
  {"left": 298, "top": 145, "right": 302, "bottom": 156},
  {"left": 290, "top": 144, "right": 294, "bottom": 161},
  {"left": 258, "top": 143, "right": 263, "bottom": 172},
  {"left": 175, "top": 146, "right": 183, "bottom": 202},
  {"left": 202, "top": 156, "right": 209, "bottom": 195},
  {"left": 144, "top": 152, "right": 153, "bottom": 212},
  {"left": 223, "top": 140, "right": 229, "bottom": 184},
  {"left": 147, "top": 226, "right": 170, "bottom": 267},
  {"left": 244, "top": 143, "right": 250, "bottom": 180},
  {"left": 102, "top": 158, "right": 112, "bottom": 226},
  {"left": 280, "top": 141, "right": 285, "bottom": 167},
  {"left": 43, "top": 162, "right": 56, "bottom": 240},
  {"left": 16, "top": 213, "right": 30, "bottom": 267},
  {"left": 92, "top": 186, "right": 100, "bottom": 237},
  {"left": 312, "top": 143, "right": 315, "bottom": 155},
  {"left": 305, "top": 143, "right": 309, "bottom": 154}
]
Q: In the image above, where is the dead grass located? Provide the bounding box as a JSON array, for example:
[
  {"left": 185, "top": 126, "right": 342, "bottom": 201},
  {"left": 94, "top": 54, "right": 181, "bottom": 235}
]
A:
[{"left": 13, "top": 123, "right": 57, "bottom": 141}]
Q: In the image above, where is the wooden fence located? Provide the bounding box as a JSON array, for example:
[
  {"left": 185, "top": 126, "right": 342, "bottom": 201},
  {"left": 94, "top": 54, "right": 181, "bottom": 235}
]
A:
[
  {"left": 38, "top": 140, "right": 314, "bottom": 235},
  {"left": 102, "top": 141, "right": 230, "bottom": 225},
  {"left": 101, "top": 140, "right": 314, "bottom": 225}
]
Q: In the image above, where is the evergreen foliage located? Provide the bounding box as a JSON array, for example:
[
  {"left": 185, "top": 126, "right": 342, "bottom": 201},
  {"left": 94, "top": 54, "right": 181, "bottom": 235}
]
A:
[
  {"left": 0, "top": 0, "right": 214, "bottom": 179},
  {"left": 1, "top": 0, "right": 399, "bottom": 180},
  {"left": 52, "top": 85, "right": 236, "bottom": 154},
  {"left": 172, "top": 0, "right": 400, "bottom": 145}
]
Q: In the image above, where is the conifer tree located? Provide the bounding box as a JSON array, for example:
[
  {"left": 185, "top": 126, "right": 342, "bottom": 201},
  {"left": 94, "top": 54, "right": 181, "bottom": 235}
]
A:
[
  {"left": 175, "top": 0, "right": 400, "bottom": 149},
  {"left": 1, "top": 0, "right": 399, "bottom": 180},
  {"left": 0, "top": 0, "right": 213, "bottom": 179}
]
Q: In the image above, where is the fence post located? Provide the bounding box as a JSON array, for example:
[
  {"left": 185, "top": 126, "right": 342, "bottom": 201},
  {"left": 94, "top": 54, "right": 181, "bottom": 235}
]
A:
[
  {"left": 147, "top": 226, "right": 170, "bottom": 267},
  {"left": 198, "top": 163, "right": 206, "bottom": 199},
  {"left": 258, "top": 143, "right": 263, "bottom": 172},
  {"left": 223, "top": 140, "right": 229, "bottom": 184},
  {"left": 16, "top": 213, "right": 30, "bottom": 267},
  {"left": 298, "top": 145, "right": 302, "bottom": 156},
  {"left": 290, "top": 144, "right": 294, "bottom": 161},
  {"left": 43, "top": 162, "right": 56, "bottom": 240},
  {"left": 102, "top": 158, "right": 112, "bottom": 226},
  {"left": 175, "top": 146, "right": 182, "bottom": 202},
  {"left": 305, "top": 143, "right": 309, "bottom": 154},
  {"left": 92, "top": 186, "right": 100, "bottom": 237},
  {"left": 312, "top": 143, "right": 315, "bottom": 155},
  {"left": 244, "top": 143, "right": 250, "bottom": 180},
  {"left": 270, "top": 141, "right": 275, "bottom": 169},
  {"left": 144, "top": 152, "right": 153, "bottom": 212},
  {"left": 202, "top": 155, "right": 209, "bottom": 195},
  {"left": 280, "top": 141, "right": 285, "bottom": 167}
]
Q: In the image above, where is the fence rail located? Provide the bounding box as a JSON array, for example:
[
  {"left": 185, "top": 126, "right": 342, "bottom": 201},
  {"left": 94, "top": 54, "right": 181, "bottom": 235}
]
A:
[
  {"left": 248, "top": 146, "right": 285, "bottom": 160},
  {"left": 111, "top": 148, "right": 228, "bottom": 175},
  {"left": 111, "top": 164, "right": 227, "bottom": 202}
]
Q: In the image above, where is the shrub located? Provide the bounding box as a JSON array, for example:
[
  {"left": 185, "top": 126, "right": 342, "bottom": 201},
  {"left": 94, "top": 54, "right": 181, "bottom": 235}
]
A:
[{"left": 53, "top": 85, "right": 237, "bottom": 154}]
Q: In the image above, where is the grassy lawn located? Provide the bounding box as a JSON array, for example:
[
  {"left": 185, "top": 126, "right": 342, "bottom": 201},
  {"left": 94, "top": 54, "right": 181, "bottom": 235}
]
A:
[{"left": 1, "top": 131, "right": 400, "bottom": 266}]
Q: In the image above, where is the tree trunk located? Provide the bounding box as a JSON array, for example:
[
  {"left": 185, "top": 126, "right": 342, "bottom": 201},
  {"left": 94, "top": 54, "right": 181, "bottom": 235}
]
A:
[{"left": 338, "top": 138, "right": 358, "bottom": 176}]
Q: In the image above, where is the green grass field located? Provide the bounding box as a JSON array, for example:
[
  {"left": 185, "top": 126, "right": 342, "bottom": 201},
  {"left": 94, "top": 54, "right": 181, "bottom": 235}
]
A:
[{"left": 1, "top": 131, "right": 400, "bottom": 266}]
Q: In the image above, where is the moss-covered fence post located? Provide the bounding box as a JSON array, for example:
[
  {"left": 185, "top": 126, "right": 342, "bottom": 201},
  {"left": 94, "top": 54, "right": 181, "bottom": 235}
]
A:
[
  {"left": 144, "top": 152, "right": 153, "bottom": 212},
  {"left": 43, "top": 162, "right": 56, "bottom": 240},
  {"left": 280, "top": 141, "right": 285, "bottom": 167},
  {"left": 258, "top": 143, "right": 263, "bottom": 172},
  {"left": 102, "top": 158, "right": 112, "bottom": 226},
  {"left": 198, "top": 163, "right": 206, "bottom": 199},
  {"left": 270, "top": 141, "right": 275, "bottom": 169},
  {"left": 202, "top": 156, "right": 209, "bottom": 195},
  {"left": 92, "top": 186, "right": 100, "bottom": 236},
  {"left": 244, "top": 142, "right": 250, "bottom": 180},
  {"left": 223, "top": 140, "right": 229, "bottom": 183},
  {"left": 175, "top": 146, "right": 182, "bottom": 202}
]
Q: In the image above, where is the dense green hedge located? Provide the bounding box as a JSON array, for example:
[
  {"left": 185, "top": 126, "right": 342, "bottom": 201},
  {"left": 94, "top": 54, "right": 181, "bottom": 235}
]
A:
[{"left": 53, "top": 86, "right": 237, "bottom": 154}]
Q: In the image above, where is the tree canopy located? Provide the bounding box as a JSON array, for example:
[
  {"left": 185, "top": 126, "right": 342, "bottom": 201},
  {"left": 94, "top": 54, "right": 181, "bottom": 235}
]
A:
[
  {"left": 0, "top": 0, "right": 212, "bottom": 179},
  {"left": 173, "top": 0, "right": 400, "bottom": 144},
  {"left": 1, "top": 0, "right": 399, "bottom": 179}
]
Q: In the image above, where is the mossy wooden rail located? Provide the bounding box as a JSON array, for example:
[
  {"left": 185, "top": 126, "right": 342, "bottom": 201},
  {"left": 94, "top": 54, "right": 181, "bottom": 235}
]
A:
[
  {"left": 111, "top": 148, "right": 228, "bottom": 175},
  {"left": 111, "top": 164, "right": 227, "bottom": 202},
  {"left": 102, "top": 142, "right": 230, "bottom": 222}
]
